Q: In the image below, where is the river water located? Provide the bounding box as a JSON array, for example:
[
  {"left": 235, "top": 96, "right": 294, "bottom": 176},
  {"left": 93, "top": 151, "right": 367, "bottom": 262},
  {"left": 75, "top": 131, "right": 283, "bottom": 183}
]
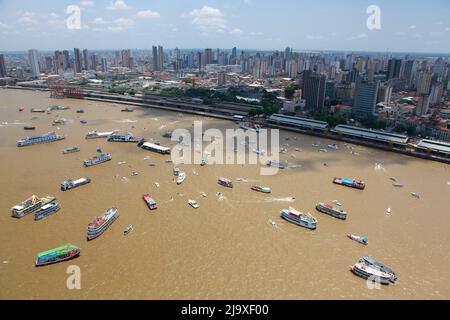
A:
[{"left": 0, "top": 88, "right": 449, "bottom": 299}]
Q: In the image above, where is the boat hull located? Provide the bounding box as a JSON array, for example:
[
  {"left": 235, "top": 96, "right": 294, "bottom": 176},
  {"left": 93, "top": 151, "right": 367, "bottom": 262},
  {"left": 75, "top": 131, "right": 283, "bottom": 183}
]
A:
[
  {"left": 35, "top": 250, "right": 80, "bottom": 267},
  {"left": 315, "top": 204, "right": 347, "bottom": 220},
  {"left": 350, "top": 265, "right": 390, "bottom": 285},
  {"left": 280, "top": 211, "right": 317, "bottom": 230}
]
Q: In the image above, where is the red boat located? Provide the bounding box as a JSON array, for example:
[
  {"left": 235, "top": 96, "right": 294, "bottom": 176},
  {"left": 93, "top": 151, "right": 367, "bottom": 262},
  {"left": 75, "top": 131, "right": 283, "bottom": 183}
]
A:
[
  {"left": 143, "top": 194, "right": 157, "bottom": 210},
  {"left": 333, "top": 177, "right": 365, "bottom": 190}
]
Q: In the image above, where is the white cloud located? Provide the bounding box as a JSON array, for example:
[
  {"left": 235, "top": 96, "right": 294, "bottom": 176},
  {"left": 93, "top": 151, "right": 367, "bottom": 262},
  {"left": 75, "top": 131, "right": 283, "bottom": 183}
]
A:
[
  {"left": 106, "top": 0, "right": 130, "bottom": 11},
  {"left": 187, "top": 6, "right": 227, "bottom": 32},
  {"left": 306, "top": 35, "right": 324, "bottom": 40},
  {"left": 408, "top": 25, "right": 416, "bottom": 29},
  {"left": 50, "top": 12, "right": 59, "bottom": 18},
  {"left": 244, "top": 0, "right": 253, "bottom": 4},
  {"left": 17, "top": 12, "right": 37, "bottom": 25},
  {"left": 395, "top": 31, "right": 406, "bottom": 36},
  {"left": 92, "top": 17, "right": 108, "bottom": 25},
  {"left": 348, "top": 33, "right": 368, "bottom": 40},
  {"left": 229, "top": 28, "right": 243, "bottom": 36},
  {"left": 108, "top": 17, "right": 134, "bottom": 31},
  {"left": 430, "top": 31, "right": 442, "bottom": 36},
  {"left": 0, "top": 22, "right": 8, "bottom": 29},
  {"left": 81, "top": 0, "right": 94, "bottom": 7},
  {"left": 249, "top": 31, "right": 263, "bottom": 36},
  {"left": 135, "top": 10, "right": 160, "bottom": 19}
]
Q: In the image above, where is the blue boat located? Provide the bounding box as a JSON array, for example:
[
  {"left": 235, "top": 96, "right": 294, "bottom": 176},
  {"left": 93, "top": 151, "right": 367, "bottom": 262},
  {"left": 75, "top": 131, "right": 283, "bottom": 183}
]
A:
[{"left": 35, "top": 203, "right": 61, "bottom": 221}]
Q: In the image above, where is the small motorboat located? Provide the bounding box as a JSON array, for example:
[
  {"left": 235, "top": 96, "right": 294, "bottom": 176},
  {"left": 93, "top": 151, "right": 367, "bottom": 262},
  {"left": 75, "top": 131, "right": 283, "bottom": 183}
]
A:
[
  {"left": 188, "top": 200, "right": 200, "bottom": 209},
  {"left": 411, "top": 192, "right": 420, "bottom": 199},
  {"left": 24, "top": 126, "right": 36, "bottom": 130},
  {"left": 347, "top": 234, "right": 368, "bottom": 245},
  {"left": 200, "top": 192, "right": 207, "bottom": 198},
  {"left": 251, "top": 185, "right": 272, "bottom": 194},
  {"left": 177, "top": 172, "right": 186, "bottom": 185},
  {"left": 123, "top": 224, "right": 133, "bottom": 236},
  {"left": 386, "top": 208, "right": 392, "bottom": 215},
  {"left": 392, "top": 183, "right": 404, "bottom": 188},
  {"left": 19, "top": 107, "right": 25, "bottom": 112}
]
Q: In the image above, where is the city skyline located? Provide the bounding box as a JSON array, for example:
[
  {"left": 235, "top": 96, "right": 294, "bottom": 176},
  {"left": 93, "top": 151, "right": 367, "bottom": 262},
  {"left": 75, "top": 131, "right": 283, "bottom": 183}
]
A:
[{"left": 1, "top": 0, "right": 450, "bottom": 53}]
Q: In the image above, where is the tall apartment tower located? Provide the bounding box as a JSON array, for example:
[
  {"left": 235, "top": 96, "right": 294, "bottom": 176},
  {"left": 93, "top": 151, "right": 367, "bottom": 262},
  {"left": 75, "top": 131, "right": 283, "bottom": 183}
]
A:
[
  {"left": 0, "top": 54, "right": 7, "bottom": 77},
  {"left": 353, "top": 80, "right": 379, "bottom": 118},
  {"left": 303, "top": 70, "right": 326, "bottom": 113},
  {"left": 158, "top": 46, "right": 164, "bottom": 71},
  {"left": 28, "top": 49, "right": 40, "bottom": 77},
  {"left": 73, "top": 48, "right": 82, "bottom": 73},
  {"left": 82, "top": 49, "right": 90, "bottom": 70},
  {"left": 152, "top": 46, "right": 158, "bottom": 71}
]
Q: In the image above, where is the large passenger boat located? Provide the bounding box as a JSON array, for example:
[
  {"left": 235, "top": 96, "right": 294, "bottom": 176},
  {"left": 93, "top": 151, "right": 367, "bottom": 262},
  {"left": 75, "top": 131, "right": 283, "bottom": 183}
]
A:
[
  {"left": 108, "top": 132, "right": 140, "bottom": 143},
  {"left": 61, "top": 177, "right": 91, "bottom": 191},
  {"left": 333, "top": 177, "right": 366, "bottom": 190},
  {"left": 350, "top": 262, "right": 392, "bottom": 285},
  {"left": 87, "top": 207, "right": 119, "bottom": 241},
  {"left": 34, "top": 203, "right": 61, "bottom": 221},
  {"left": 315, "top": 202, "right": 347, "bottom": 220},
  {"left": 11, "top": 195, "right": 56, "bottom": 218},
  {"left": 143, "top": 194, "right": 157, "bottom": 210},
  {"left": 218, "top": 177, "right": 233, "bottom": 188},
  {"left": 360, "top": 256, "right": 398, "bottom": 283},
  {"left": 83, "top": 153, "right": 112, "bottom": 167},
  {"left": 35, "top": 244, "right": 80, "bottom": 267},
  {"left": 280, "top": 207, "right": 317, "bottom": 230},
  {"left": 17, "top": 132, "right": 65, "bottom": 147}
]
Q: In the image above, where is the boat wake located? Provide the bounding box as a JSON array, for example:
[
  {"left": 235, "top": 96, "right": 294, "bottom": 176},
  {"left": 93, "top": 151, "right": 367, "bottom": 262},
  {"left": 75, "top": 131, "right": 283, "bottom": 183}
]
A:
[
  {"left": 114, "top": 119, "right": 137, "bottom": 123},
  {"left": 263, "top": 197, "right": 296, "bottom": 203}
]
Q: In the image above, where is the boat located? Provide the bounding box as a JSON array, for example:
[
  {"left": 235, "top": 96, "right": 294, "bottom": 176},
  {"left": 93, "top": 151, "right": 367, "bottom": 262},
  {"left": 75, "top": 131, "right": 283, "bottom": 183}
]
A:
[
  {"left": 137, "top": 139, "right": 171, "bottom": 154},
  {"left": 80, "top": 120, "right": 87, "bottom": 124},
  {"left": 316, "top": 202, "right": 347, "bottom": 220},
  {"left": 121, "top": 107, "right": 133, "bottom": 112},
  {"left": 162, "top": 131, "right": 173, "bottom": 138},
  {"left": 34, "top": 203, "right": 61, "bottom": 221},
  {"left": 253, "top": 148, "right": 265, "bottom": 155},
  {"left": 30, "top": 108, "right": 46, "bottom": 113},
  {"left": 83, "top": 153, "right": 112, "bottom": 167},
  {"left": 188, "top": 200, "right": 200, "bottom": 209},
  {"left": 63, "top": 147, "right": 80, "bottom": 154},
  {"left": 360, "top": 256, "right": 398, "bottom": 283},
  {"left": 19, "top": 107, "right": 24, "bottom": 112},
  {"left": 347, "top": 234, "right": 368, "bottom": 245},
  {"left": 280, "top": 207, "right": 317, "bottom": 230},
  {"left": 52, "top": 118, "right": 67, "bottom": 126},
  {"left": 17, "top": 132, "right": 65, "bottom": 147},
  {"left": 123, "top": 224, "right": 133, "bottom": 235},
  {"left": 350, "top": 262, "right": 392, "bottom": 285},
  {"left": 85, "top": 130, "right": 115, "bottom": 139},
  {"left": 108, "top": 132, "right": 140, "bottom": 143},
  {"left": 411, "top": 192, "right": 420, "bottom": 199},
  {"left": 392, "top": 183, "right": 404, "bottom": 188},
  {"left": 11, "top": 195, "right": 56, "bottom": 218},
  {"left": 327, "top": 144, "right": 339, "bottom": 150},
  {"left": 87, "top": 207, "right": 119, "bottom": 241},
  {"left": 24, "top": 126, "right": 36, "bottom": 130},
  {"left": 76, "top": 109, "right": 84, "bottom": 113},
  {"left": 386, "top": 208, "right": 392, "bottom": 215},
  {"left": 239, "top": 121, "right": 261, "bottom": 132},
  {"left": 266, "top": 160, "right": 286, "bottom": 169},
  {"left": 251, "top": 185, "right": 272, "bottom": 193},
  {"left": 333, "top": 177, "right": 365, "bottom": 190},
  {"left": 61, "top": 177, "right": 91, "bottom": 191},
  {"left": 173, "top": 167, "right": 180, "bottom": 176},
  {"left": 201, "top": 153, "right": 209, "bottom": 166},
  {"left": 177, "top": 172, "right": 186, "bottom": 185},
  {"left": 35, "top": 244, "right": 80, "bottom": 267},
  {"left": 49, "top": 105, "right": 69, "bottom": 111},
  {"left": 218, "top": 177, "right": 233, "bottom": 188},
  {"left": 143, "top": 194, "right": 157, "bottom": 210}
]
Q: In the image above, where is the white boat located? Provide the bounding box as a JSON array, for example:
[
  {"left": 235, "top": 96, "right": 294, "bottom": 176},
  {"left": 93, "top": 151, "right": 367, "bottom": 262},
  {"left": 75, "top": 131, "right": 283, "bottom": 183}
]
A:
[
  {"left": 85, "top": 130, "right": 115, "bottom": 139},
  {"left": 386, "top": 208, "right": 392, "bottom": 215},
  {"left": 188, "top": 200, "right": 200, "bottom": 209},
  {"left": 411, "top": 192, "right": 420, "bottom": 199},
  {"left": 177, "top": 172, "right": 186, "bottom": 185}
]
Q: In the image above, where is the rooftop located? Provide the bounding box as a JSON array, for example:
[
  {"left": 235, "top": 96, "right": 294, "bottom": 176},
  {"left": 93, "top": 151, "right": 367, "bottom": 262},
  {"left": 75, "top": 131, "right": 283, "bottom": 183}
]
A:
[
  {"left": 415, "top": 139, "right": 450, "bottom": 155},
  {"left": 332, "top": 125, "right": 409, "bottom": 145},
  {"left": 268, "top": 114, "right": 329, "bottom": 130}
]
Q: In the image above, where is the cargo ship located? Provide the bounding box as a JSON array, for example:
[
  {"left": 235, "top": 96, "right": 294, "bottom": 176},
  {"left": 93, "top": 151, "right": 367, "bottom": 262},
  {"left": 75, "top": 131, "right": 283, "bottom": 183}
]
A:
[
  {"left": 85, "top": 130, "right": 115, "bottom": 139},
  {"left": 11, "top": 195, "right": 56, "bottom": 218},
  {"left": 108, "top": 132, "right": 140, "bottom": 143},
  {"left": 17, "top": 132, "right": 65, "bottom": 147},
  {"left": 350, "top": 262, "right": 392, "bottom": 285},
  {"left": 87, "top": 207, "right": 119, "bottom": 241},
  {"left": 333, "top": 177, "right": 365, "bottom": 190},
  {"left": 143, "top": 194, "right": 157, "bottom": 210},
  {"left": 63, "top": 146, "right": 80, "bottom": 154},
  {"left": 35, "top": 244, "right": 80, "bottom": 267},
  {"left": 83, "top": 153, "right": 112, "bottom": 167},
  {"left": 280, "top": 207, "right": 317, "bottom": 230},
  {"left": 61, "top": 177, "right": 91, "bottom": 191},
  {"left": 34, "top": 203, "right": 61, "bottom": 221},
  {"left": 315, "top": 202, "right": 348, "bottom": 220},
  {"left": 251, "top": 185, "right": 272, "bottom": 193},
  {"left": 266, "top": 160, "right": 286, "bottom": 169},
  {"left": 218, "top": 177, "right": 233, "bottom": 188},
  {"left": 360, "top": 256, "right": 397, "bottom": 283}
]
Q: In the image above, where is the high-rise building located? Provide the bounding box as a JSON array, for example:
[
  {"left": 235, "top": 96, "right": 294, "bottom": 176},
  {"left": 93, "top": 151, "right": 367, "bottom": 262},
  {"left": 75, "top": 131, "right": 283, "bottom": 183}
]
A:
[
  {"left": 152, "top": 46, "right": 158, "bottom": 71},
  {"left": 303, "top": 70, "right": 326, "bottom": 113},
  {"left": 54, "top": 51, "right": 63, "bottom": 74},
  {"left": 0, "top": 54, "right": 6, "bottom": 77},
  {"left": 204, "top": 48, "right": 213, "bottom": 66},
  {"left": 217, "top": 71, "right": 227, "bottom": 86},
  {"left": 28, "top": 49, "right": 40, "bottom": 77},
  {"left": 101, "top": 58, "right": 108, "bottom": 72},
  {"left": 90, "top": 54, "right": 98, "bottom": 70},
  {"left": 62, "top": 50, "right": 71, "bottom": 70},
  {"left": 73, "top": 48, "right": 82, "bottom": 73},
  {"left": 402, "top": 60, "right": 416, "bottom": 89},
  {"left": 158, "top": 46, "right": 164, "bottom": 71},
  {"left": 377, "top": 83, "right": 393, "bottom": 104},
  {"left": 387, "top": 58, "right": 402, "bottom": 80},
  {"left": 121, "top": 49, "right": 131, "bottom": 68},
  {"left": 353, "top": 80, "right": 379, "bottom": 118},
  {"left": 417, "top": 71, "right": 433, "bottom": 95},
  {"left": 44, "top": 56, "right": 53, "bottom": 73},
  {"left": 415, "top": 94, "right": 430, "bottom": 116},
  {"left": 82, "top": 49, "right": 90, "bottom": 70}
]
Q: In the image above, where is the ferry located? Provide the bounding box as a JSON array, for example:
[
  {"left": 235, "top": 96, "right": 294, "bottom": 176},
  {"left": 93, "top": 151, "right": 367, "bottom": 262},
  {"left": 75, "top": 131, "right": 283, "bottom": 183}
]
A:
[
  {"left": 63, "top": 146, "right": 80, "bottom": 154},
  {"left": 83, "top": 153, "right": 112, "bottom": 167},
  {"left": 218, "top": 177, "right": 233, "bottom": 188},
  {"left": 315, "top": 202, "right": 347, "bottom": 220},
  {"left": 143, "top": 194, "right": 157, "bottom": 210},
  {"left": 11, "top": 195, "right": 56, "bottom": 218},
  {"left": 188, "top": 200, "right": 200, "bottom": 209},
  {"left": 108, "top": 132, "right": 140, "bottom": 143},
  {"left": 251, "top": 185, "right": 272, "bottom": 193},
  {"left": 347, "top": 234, "right": 368, "bottom": 245},
  {"left": 85, "top": 130, "right": 115, "bottom": 139},
  {"left": 35, "top": 244, "right": 80, "bottom": 267},
  {"left": 17, "top": 132, "right": 65, "bottom": 147},
  {"left": 177, "top": 172, "right": 186, "bottom": 185},
  {"left": 35, "top": 203, "right": 61, "bottom": 221},
  {"left": 333, "top": 177, "right": 365, "bottom": 190},
  {"left": 266, "top": 160, "right": 286, "bottom": 169},
  {"left": 350, "top": 262, "right": 392, "bottom": 285},
  {"left": 87, "top": 207, "right": 119, "bottom": 241},
  {"left": 280, "top": 207, "right": 317, "bottom": 230},
  {"left": 61, "top": 177, "right": 91, "bottom": 191},
  {"left": 360, "top": 256, "right": 397, "bottom": 283},
  {"left": 137, "top": 139, "right": 171, "bottom": 154}
]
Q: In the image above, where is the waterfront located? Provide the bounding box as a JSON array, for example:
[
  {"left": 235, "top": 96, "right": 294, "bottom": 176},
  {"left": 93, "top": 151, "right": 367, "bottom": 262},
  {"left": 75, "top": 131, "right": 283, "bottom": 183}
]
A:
[{"left": 0, "top": 89, "right": 450, "bottom": 299}]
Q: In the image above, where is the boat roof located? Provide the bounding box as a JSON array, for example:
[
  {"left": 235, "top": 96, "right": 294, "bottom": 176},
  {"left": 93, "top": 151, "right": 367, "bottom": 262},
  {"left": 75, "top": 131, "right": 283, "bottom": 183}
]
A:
[{"left": 142, "top": 142, "right": 171, "bottom": 152}]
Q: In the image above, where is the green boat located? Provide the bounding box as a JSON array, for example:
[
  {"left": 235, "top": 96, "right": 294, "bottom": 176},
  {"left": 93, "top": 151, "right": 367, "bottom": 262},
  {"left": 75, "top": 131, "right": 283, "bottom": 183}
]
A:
[
  {"left": 251, "top": 185, "right": 272, "bottom": 193},
  {"left": 35, "top": 244, "right": 80, "bottom": 267}
]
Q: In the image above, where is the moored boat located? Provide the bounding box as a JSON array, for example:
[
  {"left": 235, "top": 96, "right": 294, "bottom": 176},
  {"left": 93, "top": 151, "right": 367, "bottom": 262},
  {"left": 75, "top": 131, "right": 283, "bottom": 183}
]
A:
[
  {"left": 251, "top": 185, "right": 272, "bottom": 193},
  {"left": 83, "top": 153, "right": 112, "bottom": 167},
  {"left": 107, "top": 132, "right": 140, "bottom": 143},
  {"left": 333, "top": 177, "right": 365, "bottom": 190},
  {"left": 61, "top": 177, "right": 91, "bottom": 191},
  {"left": 188, "top": 200, "right": 200, "bottom": 209},
  {"left": 35, "top": 244, "right": 80, "bottom": 267},
  {"left": 34, "top": 203, "right": 61, "bottom": 221},
  {"left": 143, "top": 194, "right": 157, "bottom": 210},
  {"left": 85, "top": 130, "right": 115, "bottom": 139},
  {"left": 347, "top": 234, "right": 368, "bottom": 245},
  {"left": 11, "top": 195, "right": 56, "bottom": 218},
  {"left": 266, "top": 160, "right": 286, "bottom": 169},
  {"left": 280, "top": 207, "right": 317, "bottom": 230},
  {"left": 173, "top": 167, "right": 180, "bottom": 176},
  {"left": 218, "top": 177, "right": 233, "bottom": 188},
  {"left": 63, "top": 146, "right": 80, "bottom": 154},
  {"left": 350, "top": 262, "right": 391, "bottom": 285},
  {"left": 316, "top": 202, "right": 347, "bottom": 220},
  {"left": 177, "top": 172, "right": 186, "bottom": 185},
  {"left": 360, "top": 256, "right": 398, "bottom": 283},
  {"left": 17, "top": 132, "right": 65, "bottom": 147},
  {"left": 87, "top": 207, "right": 119, "bottom": 241}
]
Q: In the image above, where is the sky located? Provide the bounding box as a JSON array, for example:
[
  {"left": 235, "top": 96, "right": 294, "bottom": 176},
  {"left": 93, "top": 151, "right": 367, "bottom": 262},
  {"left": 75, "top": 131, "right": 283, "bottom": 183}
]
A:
[{"left": 0, "top": 0, "right": 449, "bottom": 53}]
